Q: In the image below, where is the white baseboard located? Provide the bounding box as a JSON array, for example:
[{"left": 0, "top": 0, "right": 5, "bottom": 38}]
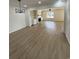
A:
[
  {"left": 9, "top": 26, "right": 27, "bottom": 34},
  {"left": 65, "top": 33, "right": 70, "bottom": 44}
]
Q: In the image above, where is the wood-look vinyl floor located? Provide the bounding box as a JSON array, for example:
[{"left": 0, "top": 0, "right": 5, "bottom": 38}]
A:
[{"left": 9, "top": 21, "right": 70, "bottom": 59}]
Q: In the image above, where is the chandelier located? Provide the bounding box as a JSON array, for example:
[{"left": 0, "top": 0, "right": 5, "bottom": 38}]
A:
[{"left": 15, "top": 0, "right": 25, "bottom": 13}]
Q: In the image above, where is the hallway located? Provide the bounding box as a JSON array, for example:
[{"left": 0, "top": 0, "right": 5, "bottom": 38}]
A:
[{"left": 9, "top": 21, "right": 70, "bottom": 59}]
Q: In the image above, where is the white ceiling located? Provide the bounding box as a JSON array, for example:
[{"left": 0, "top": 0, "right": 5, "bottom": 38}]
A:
[{"left": 9, "top": 0, "right": 66, "bottom": 8}]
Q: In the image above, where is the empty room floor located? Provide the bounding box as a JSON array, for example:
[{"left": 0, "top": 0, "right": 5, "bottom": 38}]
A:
[{"left": 9, "top": 21, "right": 70, "bottom": 59}]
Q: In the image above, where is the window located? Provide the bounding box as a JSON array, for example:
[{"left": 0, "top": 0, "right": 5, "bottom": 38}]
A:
[{"left": 47, "top": 11, "right": 54, "bottom": 18}]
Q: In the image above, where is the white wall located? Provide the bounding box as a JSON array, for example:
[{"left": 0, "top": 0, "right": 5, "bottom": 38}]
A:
[
  {"left": 9, "top": 7, "right": 26, "bottom": 33},
  {"left": 64, "top": 0, "right": 70, "bottom": 43},
  {"left": 9, "top": 6, "right": 30, "bottom": 33},
  {"left": 25, "top": 9, "right": 31, "bottom": 26},
  {"left": 26, "top": 9, "right": 32, "bottom": 27}
]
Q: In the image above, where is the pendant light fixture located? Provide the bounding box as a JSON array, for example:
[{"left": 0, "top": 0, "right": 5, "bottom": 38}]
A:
[{"left": 15, "top": 0, "right": 25, "bottom": 13}]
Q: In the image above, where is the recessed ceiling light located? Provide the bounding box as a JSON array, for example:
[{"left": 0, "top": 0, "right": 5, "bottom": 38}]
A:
[
  {"left": 24, "top": 5, "right": 27, "bottom": 8},
  {"left": 38, "top": 1, "right": 42, "bottom": 4}
]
